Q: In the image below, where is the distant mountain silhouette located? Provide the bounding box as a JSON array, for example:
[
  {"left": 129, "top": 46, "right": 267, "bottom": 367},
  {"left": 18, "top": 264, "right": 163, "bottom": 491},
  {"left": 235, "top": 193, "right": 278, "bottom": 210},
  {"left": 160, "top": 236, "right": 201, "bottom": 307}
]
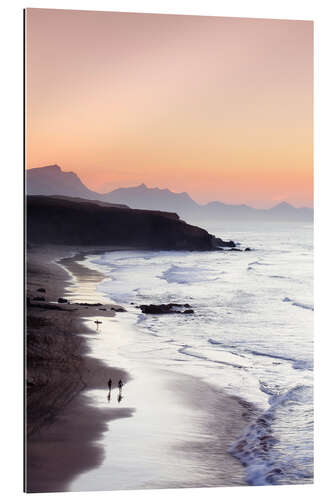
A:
[
  {"left": 105, "top": 183, "right": 198, "bottom": 213},
  {"left": 26, "top": 165, "right": 100, "bottom": 199},
  {"left": 27, "top": 165, "right": 313, "bottom": 222},
  {"left": 195, "top": 199, "right": 313, "bottom": 222}
]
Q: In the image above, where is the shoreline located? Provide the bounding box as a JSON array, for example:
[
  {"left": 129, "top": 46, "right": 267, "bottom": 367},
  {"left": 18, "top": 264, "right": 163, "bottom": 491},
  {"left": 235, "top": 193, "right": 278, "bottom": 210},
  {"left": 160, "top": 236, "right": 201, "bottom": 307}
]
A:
[
  {"left": 26, "top": 244, "right": 253, "bottom": 492},
  {"left": 26, "top": 245, "right": 133, "bottom": 492}
]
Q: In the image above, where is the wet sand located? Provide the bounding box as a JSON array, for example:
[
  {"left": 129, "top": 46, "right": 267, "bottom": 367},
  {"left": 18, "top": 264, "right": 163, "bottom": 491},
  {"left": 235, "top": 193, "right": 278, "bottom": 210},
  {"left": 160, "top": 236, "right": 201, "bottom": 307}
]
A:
[
  {"left": 26, "top": 245, "right": 253, "bottom": 492},
  {"left": 68, "top": 316, "right": 251, "bottom": 491},
  {"left": 26, "top": 245, "right": 132, "bottom": 492}
]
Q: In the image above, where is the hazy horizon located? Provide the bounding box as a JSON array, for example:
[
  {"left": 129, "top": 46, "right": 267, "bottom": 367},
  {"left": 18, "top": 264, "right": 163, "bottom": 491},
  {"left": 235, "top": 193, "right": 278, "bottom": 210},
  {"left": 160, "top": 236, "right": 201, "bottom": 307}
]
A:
[
  {"left": 26, "top": 9, "right": 313, "bottom": 209},
  {"left": 26, "top": 163, "right": 313, "bottom": 209}
]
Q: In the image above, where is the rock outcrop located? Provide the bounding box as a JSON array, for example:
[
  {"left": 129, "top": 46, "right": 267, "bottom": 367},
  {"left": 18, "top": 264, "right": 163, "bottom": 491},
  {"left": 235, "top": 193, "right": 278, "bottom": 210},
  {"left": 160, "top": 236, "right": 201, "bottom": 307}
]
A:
[
  {"left": 139, "top": 303, "right": 194, "bottom": 314},
  {"left": 27, "top": 195, "right": 228, "bottom": 251}
]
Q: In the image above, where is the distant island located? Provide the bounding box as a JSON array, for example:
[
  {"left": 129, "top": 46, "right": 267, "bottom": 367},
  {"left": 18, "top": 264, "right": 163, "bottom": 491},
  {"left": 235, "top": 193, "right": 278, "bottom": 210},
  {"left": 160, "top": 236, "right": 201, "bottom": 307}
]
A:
[{"left": 27, "top": 165, "right": 313, "bottom": 222}]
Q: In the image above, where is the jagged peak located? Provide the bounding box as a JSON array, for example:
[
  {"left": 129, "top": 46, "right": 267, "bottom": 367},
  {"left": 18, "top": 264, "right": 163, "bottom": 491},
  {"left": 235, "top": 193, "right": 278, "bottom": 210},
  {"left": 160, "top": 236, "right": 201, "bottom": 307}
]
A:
[
  {"left": 132, "top": 183, "right": 193, "bottom": 198},
  {"left": 271, "top": 201, "right": 295, "bottom": 210}
]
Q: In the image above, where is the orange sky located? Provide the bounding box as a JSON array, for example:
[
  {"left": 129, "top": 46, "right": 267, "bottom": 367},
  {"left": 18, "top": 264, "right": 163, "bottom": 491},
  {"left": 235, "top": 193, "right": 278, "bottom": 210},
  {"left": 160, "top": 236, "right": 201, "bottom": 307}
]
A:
[{"left": 25, "top": 9, "right": 313, "bottom": 208}]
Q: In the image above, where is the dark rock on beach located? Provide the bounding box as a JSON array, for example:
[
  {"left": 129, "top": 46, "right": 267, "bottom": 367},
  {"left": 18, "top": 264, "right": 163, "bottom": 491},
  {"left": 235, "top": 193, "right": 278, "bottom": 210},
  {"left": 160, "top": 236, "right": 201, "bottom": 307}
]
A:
[
  {"left": 169, "top": 302, "right": 191, "bottom": 308},
  {"left": 74, "top": 302, "right": 103, "bottom": 306},
  {"left": 58, "top": 297, "right": 68, "bottom": 303},
  {"left": 140, "top": 304, "right": 173, "bottom": 314},
  {"left": 139, "top": 303, "right": 194, "bottom": 314},
  {"left": 36, "top": 288, "right": 46, "bottom": 293},
  {"left": 32, "top": 296, "right": 46, "bottom": 301},
  {"left": 110, "top": 305, "right": 127, "bottom": 312},
  {"left": 244, "top": 247, "right": 251, "bottom": 251}
]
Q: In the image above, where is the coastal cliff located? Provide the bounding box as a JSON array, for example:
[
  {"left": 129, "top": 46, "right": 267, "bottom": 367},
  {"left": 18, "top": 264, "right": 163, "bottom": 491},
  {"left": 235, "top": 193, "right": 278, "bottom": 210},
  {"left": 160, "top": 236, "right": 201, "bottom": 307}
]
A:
[{"left": 26, "top": 195, "right": 223, "bottom": 251}]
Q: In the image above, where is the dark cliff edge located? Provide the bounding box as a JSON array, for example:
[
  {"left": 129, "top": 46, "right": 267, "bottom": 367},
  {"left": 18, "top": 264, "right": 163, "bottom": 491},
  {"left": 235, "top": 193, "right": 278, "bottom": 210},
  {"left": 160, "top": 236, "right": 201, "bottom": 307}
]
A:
[{"left": 27, "top": 196, "right": 227, "bottom": 251}]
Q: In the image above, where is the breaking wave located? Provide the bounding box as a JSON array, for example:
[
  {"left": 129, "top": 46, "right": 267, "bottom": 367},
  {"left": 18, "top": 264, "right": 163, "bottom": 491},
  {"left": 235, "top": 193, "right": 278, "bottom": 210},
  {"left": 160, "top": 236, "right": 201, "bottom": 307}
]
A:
[
  {"left": 230, "top": 384, "right": 313, "bottom": 485},
  {"left": 283, "top": 297, "right": 314, "bottom": 311}
]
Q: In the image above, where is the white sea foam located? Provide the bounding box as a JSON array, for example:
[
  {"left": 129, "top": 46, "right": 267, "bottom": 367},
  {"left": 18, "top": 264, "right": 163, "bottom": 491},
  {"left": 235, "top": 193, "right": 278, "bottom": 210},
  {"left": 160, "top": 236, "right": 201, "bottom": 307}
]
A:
[
  {"left": 159, "top": 264, "right": 222, "bottom": 285},
  {"left": 230, "top": 384, "right": 313, "bottom": 485}
]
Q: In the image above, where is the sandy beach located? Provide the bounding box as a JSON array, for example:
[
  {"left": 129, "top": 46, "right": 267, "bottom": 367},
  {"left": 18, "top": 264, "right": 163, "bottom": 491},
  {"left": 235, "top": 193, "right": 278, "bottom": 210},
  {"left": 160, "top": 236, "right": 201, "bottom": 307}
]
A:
[
  {"left": 26, "top": 245, "right": 254, "bottom": 492},
  {"left": 26, "top": 245, "right": 132, "bottom": 492}
]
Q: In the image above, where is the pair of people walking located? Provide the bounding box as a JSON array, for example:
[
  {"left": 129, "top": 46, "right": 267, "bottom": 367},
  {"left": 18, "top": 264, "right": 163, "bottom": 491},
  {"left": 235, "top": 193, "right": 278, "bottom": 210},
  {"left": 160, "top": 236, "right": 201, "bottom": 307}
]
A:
[
  {"left": 108, "top": 378, "right": 123, "bottom": 390},
  {"left": 107, "top": 378, "right": 123, "bottom": 403}
]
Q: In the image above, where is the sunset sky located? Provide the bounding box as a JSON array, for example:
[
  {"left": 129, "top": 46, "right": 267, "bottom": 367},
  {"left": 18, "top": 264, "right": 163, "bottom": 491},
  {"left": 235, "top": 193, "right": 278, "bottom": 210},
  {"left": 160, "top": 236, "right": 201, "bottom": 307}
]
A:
[{"left": 25, "top": 9, "right": 313, "bottom": 208}]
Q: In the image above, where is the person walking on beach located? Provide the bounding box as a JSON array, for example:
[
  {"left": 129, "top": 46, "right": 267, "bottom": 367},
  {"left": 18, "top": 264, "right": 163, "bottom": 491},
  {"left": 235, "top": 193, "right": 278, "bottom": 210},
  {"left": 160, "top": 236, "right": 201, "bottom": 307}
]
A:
[
  {"left": 117, "top": 380, "right": 123, "bottom": 403},
  {"left": 108, "top": 378, "right": 112, "bottom": 391}
]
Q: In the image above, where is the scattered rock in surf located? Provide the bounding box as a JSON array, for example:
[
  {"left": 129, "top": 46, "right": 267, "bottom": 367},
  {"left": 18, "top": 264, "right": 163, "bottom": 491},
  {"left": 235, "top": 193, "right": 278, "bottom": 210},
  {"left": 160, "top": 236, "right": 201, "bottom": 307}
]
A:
[
  {"left": 74, "top": 302, "right": 103, "bottom": 306},
  {"left": 58, "top": 297, "right": 68, "bottom": 304},
  {"left": 229, "top": 248, "right": 242, "bottom": 252},
  {"left": 32, "top": 296, "right": 46, "bottom": 301},
  {"left": 99, "top": 308, "right": 107, "bottom": 311},
  {"left": 140, "top": 304, "right": 172, "bottom": 314},
  {"left": 36, "top": 287, "right": 46, "bottom": 293},
  {"left": 110, "top": 305, "right": 127, "bottom": 312},
  {"left": 244, "top": 247, "right": 251, "bottom": 251},
  {"left": 212, "top": 238, "right": 236, "bottom": 248},
  {"left": 139, "top": 303, "right": 194, "bottom": 314}
]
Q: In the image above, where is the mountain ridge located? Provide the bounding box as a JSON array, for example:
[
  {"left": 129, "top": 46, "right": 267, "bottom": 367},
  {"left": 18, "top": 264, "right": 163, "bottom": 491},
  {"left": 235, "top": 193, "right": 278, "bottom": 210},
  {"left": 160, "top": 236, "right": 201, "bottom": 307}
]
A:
[{"left": 26, "top": 165, "right": 313, "bottom": 221}]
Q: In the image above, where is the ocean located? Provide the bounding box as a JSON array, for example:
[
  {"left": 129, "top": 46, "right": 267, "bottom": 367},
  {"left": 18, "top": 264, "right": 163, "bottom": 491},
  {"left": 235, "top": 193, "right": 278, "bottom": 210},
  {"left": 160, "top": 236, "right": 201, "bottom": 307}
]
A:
[{"left": 82, "top": 221, "right": 313, "bottom": 486}]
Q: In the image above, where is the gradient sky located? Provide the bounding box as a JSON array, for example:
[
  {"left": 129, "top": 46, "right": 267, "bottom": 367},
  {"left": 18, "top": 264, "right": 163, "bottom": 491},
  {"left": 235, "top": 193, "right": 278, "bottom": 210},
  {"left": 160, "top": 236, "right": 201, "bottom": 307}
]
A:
[{"left": 25, "top": 9, "right": 313, "bottom": 208}]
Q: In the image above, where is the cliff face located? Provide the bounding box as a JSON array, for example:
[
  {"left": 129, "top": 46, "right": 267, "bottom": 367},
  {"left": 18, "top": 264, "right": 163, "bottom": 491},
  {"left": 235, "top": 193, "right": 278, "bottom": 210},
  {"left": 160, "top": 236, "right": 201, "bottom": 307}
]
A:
[{"left": 26, "top": 196, "right": 216, "bottom": 250}]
